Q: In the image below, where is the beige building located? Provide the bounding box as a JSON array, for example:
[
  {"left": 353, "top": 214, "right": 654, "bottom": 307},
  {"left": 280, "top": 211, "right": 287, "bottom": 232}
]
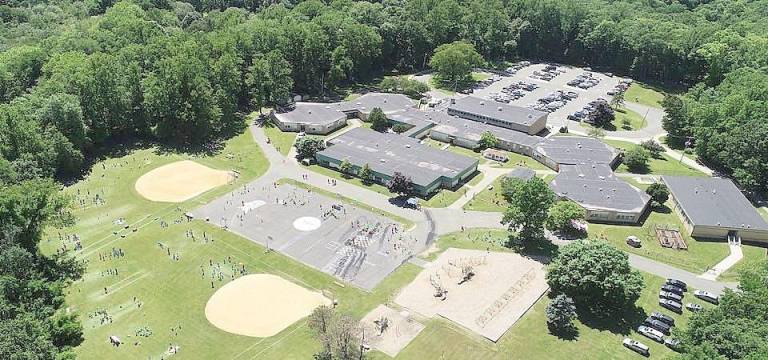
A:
[{"left": 662, "top": 176, "right": 768, "bottom": 243}]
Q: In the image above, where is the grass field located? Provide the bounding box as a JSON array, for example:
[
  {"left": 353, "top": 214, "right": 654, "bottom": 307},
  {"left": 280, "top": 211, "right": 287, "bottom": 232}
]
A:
[
  {"left": 613, "top": 106, "right": 646, "bottom": 131},
  {"left": 462, "top": 172, "right": 553, "bottom": 212},
  {"left": 45, "top": 126, "right": 725, "bottom": 360},
  {"left": 719, "top": 244, "right": 768, "bottom": 282},
  {"left": 603, "top": 139, "right": 706, "bottom": 177},
  {"left": 41, "top": 130, "right": 428, "bottom": 359},
  {"left": 421, "top": 172, "right": 484, "bottom": 208},
  {"left": 263, "top": 122, "right": 296, "bottom": 156},
  {"left": 393, "top": 229, "right": 713, "bottom": 360},
  {"left": 624, "top": 83, "right": 665, "bottom": 108},
  {"left": 588, "top": 203, "right": 730, "bottom": 274}
]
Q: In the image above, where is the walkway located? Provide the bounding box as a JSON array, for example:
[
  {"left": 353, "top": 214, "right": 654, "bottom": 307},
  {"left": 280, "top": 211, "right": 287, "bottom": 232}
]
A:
[
  {"left": 198, "top": 123, "right": 738, "bottom": 295},
  {"left": 699, "top": 243, "right": 743, "bottom": 281},
  {"left": 447, "top": 165, "right": 509, "bottom": 209}
]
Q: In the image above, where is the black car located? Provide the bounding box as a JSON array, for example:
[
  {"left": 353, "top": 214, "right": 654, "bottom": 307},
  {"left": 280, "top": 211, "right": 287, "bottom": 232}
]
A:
[
  {"left": 660, "top": 299, "right": 683, "bottom": 314},
  {"left": 650, "top": 311, "right": 675, "bottom": 327},
  {"left": 643, "top": 317, "right": 671, "bottom": 335},
  {"left": 666, "top": 279, "right": 688, "bottom": 291},
  {"left": 662, "top": 284, "right": 685, "bottom": 296}
]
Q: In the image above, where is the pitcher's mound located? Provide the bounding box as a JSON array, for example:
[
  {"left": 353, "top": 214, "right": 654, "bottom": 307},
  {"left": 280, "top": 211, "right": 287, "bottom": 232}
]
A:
[
  {"left": 205, "top": 274, "right": 331, "bottom": 337},
  {"left": 135, "top": 160, "right": 234, "bottom": 202}
]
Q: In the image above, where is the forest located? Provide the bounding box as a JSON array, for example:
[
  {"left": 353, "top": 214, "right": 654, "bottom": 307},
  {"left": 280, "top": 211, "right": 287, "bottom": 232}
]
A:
[{"left": 1, "top": 0, "right": 767, "bottom": 358}]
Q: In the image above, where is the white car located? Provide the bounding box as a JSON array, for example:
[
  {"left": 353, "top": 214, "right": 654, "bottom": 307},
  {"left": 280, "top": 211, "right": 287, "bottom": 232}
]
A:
[
  {"left": 637, "top": 325, "right": 665, "bottom": 343},
  {"left": 694, "top": 290, "right": 719, "bottom": 304},
  {"left": 623, "top": 338, "right": 650, "bottom": 356}
]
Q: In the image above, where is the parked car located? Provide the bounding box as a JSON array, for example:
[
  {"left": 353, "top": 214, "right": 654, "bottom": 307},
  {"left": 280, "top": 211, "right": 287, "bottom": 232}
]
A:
[
  {"left": 662, "top": 284, "right": 685, "bottom": 296},
  {"left": 686, "top": 303, "right": 703, "bottom": 312},
  {"left": 665, "top": 338, "right": 682, "bottom": 351},
  {"left": 660, "top": 299, "right": 683, "bottom": 313},
  {"left": 660, "top": 291, "right": 683, "bottom": 302},
  {"left": 623, "top": 338, "right": 650, "bottom": 356},
  {"left": 694, "top": 290, "right": 719, "bottom": 304},
  {"left": 626, "top": 236, "right": 641, "bottom": 248},
  {"left": 637, "top": 326, "right": 665, "bottom": 343},
  {"left": 643, "top": 318, "right": 671, "bottom": 335},
  {"left": 666, "top": 279, "right": 688, "bottom": 291},
  {"left": 650, "top": 312, "right": 675, "bottom": 326}
]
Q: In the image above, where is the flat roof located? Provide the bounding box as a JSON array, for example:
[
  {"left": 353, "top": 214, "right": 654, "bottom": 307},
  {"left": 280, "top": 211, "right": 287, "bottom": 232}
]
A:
[
  {"left": 662, "top": 176, "right": 768, "bottom": 231},
  {"left": 274, "top": 102, "right": 346, "bottom": 126},
  {"left": 535, "top": 136, "right": 618, "bottom": 166},
  {"left": 431, "top": 114, "right": 540, "bottom": 147},
  {"left": 318, "top": 128, "right": 478, "bottom": 187},
  {"left": 342, "top": 93, "right": 415, "bottom": 114},
  {"left": 550, "top": 164, "right": 649, "bottom": 213},
  {"left": 505, "top": 167, "right": 536, "bottom": 181},
  {"left": 448, "top": 96, "right": 548, "bottom": 127}
]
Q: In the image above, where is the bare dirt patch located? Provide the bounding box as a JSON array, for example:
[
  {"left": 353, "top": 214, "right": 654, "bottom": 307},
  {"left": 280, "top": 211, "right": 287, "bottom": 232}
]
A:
[
  {"left": 204, "top": 274, "right": 331, "bottom": 337},
  {"left": 135, "top": 160, "right": 234, "bottom": 202},
  {"left": 360, "top": 305, "right": 425, "bottom": 357},
  {"left": 395, "top": 248, "right": 548, "bottom": 341}
]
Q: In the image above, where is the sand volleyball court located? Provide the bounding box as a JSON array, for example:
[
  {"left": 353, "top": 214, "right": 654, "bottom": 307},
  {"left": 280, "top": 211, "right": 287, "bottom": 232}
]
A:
[
  {"left": 135, "top": 160, "right": 234, "bottom": 202},
  {"left": 205, "top": 274, "right": 331, "bottom": 337}
]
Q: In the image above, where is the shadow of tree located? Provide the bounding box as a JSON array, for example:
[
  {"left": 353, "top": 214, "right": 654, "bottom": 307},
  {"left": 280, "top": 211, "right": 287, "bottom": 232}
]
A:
[{"left": 576, "top": 303, "right": 647, "bottom": 336}]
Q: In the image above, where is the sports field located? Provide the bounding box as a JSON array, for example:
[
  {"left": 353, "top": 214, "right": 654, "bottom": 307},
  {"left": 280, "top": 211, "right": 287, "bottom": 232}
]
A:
[{"left": 45, "top": 129, "right": 714, "bottom": 360}]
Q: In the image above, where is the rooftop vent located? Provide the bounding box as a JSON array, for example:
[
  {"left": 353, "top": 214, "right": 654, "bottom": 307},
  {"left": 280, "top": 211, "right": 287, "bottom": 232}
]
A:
[
  {"left": 380, "top": 159, "right": 386, "bottom": 163},
  {"left": 308, "top": 110, "right": 312, "bottom": 114},
  {"left": 480, "top": 101, "right": 485, "bottom": 106},
  {"left": 405, "top": 144, "right": 411, "bottom": 148},
  {"left": 528, "top": 114, "right": 533, "bottom": 118},
  {"left": 498, "top": 107, "right": 503, "bottom": 111}
]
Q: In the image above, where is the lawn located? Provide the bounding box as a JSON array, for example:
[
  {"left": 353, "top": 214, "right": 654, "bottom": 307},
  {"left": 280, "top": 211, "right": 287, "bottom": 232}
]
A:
[
  {"left": 388, "top": 229, "right": 713, "bottom": 360},
  {"left": 471, "top": 71, "right": 491, "bottom": 81},
  {"left": 603, "top": 139, "right": 706, "bottom": 177},
  {"left": 420, "top": 172, "right": 484, "bottom": 208},
  {"left": 41, "top": 130, "right": 424, "bottom": 359},
  {"left": 588, "top": 202, "right": 730, "bottom": 274},
  {"left": 263, "top": 121, "right": 297, "bottom": 156},
  {"left": 624, "top": 83, "right": 665, "bottom": 108},
  {"left": 718, "top": 244, "right": 768, "bottom": 282},
  {"left": 463, "top": 172, "right": 553, "bottom": 212},
  {"left": 613, "top": 106, "right": 646, "bottom": 131}
]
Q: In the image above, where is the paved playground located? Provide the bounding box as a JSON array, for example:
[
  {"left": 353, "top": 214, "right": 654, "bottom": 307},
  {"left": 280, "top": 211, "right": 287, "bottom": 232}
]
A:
[
  {"left": 395, "top": 248, "right": 549, "bottom": 341},
  {"left": 192, "top": 183, "right": 423, "bottom": 290}
]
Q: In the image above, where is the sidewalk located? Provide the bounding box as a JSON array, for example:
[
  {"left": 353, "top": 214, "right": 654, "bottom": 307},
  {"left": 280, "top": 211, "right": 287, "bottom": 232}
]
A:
[{"left": 699, "top": 243, "right": 743, "bottom": 281}]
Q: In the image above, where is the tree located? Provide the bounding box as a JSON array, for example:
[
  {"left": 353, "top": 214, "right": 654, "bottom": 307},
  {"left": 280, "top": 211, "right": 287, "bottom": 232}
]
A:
[
  {"left": 675, "top": 260, "right": 768, "bottom": 359},
  {"left": 359, "top": 163, "right": 373, "bottom": 185},
  {"left": 587, "top": 127, "right": 606, "bottom": 138},
  {"left": 623, "top": 146, "right": 650, "bottom": 173},
  {"left": 546, "top": 294, "right": 577, "bottom": 335},
  {"left": 392, "top": 123, "right": 410, "bottom": 134},
  {"left": 501, "top": 177, "right": 556, "bottom": 243},
  {"left": 610, "top": 91, "right": 625, "bottom": 109},
  {"left": 546, "top": 240, "right": 644, "bottom": 313},
  {"left": 640, "top": 139, "right": 664, "bottom": 158},
  {"left": 247, "top": 50, "right": 293, "bottom": 112},
  {"left": 429, "top": 41, "right": 484, "bottom": 89},
  {"left": 661, "top": 94, "right": 690, "bottom": 149},
  {"left": 588, "top": 101, "right": 615, "bottom": 128},
  {"left": 338, "top": 159, "right": 353, "bottom": 177},
  {"left": 387, "top": 172, "right": 414, "bottom": 197},
  {"left": 295, "top": 137, "right": 325, "bottom": 160},
  {"left": 307, "top": 305, "right": 364, "bottom": 360},
  {"left": 478, "top": 131, "right": 498, "bottom": 150},
  {"left": 546, "top": 201, "right": 586, "bottom": 234},
  {"left": 368, "top": 107, "right": 390, "bottom": 132},
  {"left": 646, "top": 183, "right": 669, "bottom": 207}
]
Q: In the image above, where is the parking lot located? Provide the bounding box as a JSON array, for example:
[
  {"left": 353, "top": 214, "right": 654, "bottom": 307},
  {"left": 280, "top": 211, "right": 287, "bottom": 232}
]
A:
[{"left": 470, "top": 63, "right": 625, "bottom": 131}]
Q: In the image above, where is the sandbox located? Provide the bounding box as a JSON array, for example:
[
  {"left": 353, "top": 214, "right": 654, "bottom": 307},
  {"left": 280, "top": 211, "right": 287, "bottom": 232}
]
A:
[
  {"left": 395, "top": 248, "right": 548, "bottom": 342},
  {"left": 204, "top": 274, "right": 331, "bottom": 337},
  {"left": 360, "top": 305, "right": 425, "bottom": 357},
  {"left": 135, "top": 160, "right": 234, "bottom": 202}
]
